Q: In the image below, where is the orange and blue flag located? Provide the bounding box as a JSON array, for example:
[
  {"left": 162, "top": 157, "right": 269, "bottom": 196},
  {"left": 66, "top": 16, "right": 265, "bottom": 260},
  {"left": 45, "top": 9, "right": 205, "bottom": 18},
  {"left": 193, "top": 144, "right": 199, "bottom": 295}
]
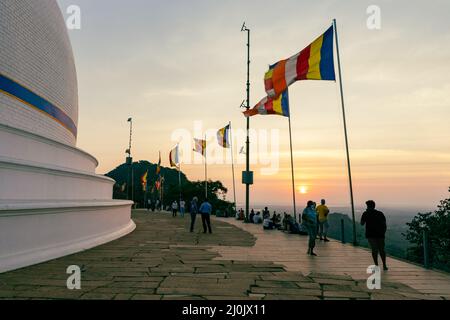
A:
[
  {"left": 265, "top": 25, "right": 335, "bottom": 98},
  {"left": 244, "top": 90, "right": 290, "bottom": 118}
]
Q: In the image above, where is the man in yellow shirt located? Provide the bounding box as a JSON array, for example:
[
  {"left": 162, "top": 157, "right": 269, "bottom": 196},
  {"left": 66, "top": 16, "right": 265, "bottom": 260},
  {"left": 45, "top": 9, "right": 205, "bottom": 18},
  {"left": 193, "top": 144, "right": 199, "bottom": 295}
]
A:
[{"left": 316, "top": 199, "right": 330, "bottom": 242}]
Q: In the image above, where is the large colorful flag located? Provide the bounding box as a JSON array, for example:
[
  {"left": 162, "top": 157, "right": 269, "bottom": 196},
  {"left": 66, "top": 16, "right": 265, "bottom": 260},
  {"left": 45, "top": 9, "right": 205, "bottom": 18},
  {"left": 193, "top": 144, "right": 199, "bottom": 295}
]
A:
[
  {"left": 217, "top": 124, "right": 231, "bottom": 148},
  {"left": 141, "top": 171, "right": 148, "bottom": 191},
  {"left": 244, "top": 90, "right": 290, "bottom": 118},
  {"left": 169, "top": 145, "right": 179, "bottom": 167},
  {"left": 156, "top": 151, "right": 161, "bottom": 175},
  {"left": 265, "top": 26, "right": 335, "bottom": 98},
  {"left": 193, "top": 138, "right": 206, "bottom": 156}
]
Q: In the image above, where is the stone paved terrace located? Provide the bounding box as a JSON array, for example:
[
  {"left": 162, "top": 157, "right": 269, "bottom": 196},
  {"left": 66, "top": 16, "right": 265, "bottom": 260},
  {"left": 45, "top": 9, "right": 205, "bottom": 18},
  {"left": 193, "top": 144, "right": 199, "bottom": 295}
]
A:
[
  {"left": 213, "top": 217, "right": 450, "bottom": 299},
  {"left": 0, "top": 210, "right": 448, "bottom": 300}
]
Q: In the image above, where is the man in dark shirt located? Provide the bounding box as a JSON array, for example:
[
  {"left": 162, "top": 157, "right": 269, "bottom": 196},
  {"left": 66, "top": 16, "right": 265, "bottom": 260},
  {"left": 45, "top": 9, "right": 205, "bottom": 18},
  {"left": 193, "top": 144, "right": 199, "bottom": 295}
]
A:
[
  {"left": 189, "top": 197, "right": 199, "bottom": 233},
  {"left": 361, "top": 200, "right": 388, "bottom": 270},
  {"left": 199, "top": 198, "right": 213, "bottom": 234}
]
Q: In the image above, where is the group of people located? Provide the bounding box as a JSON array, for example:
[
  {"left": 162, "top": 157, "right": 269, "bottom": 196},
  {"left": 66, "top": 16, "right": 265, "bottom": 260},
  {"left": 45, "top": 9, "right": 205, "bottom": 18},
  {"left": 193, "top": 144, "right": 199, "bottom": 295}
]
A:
[
  {"left": 167, "top": 197, "right": 213, "bottom": 234},
  {"left": 146, "top": 197, "right": 214, "bottom": 234},
  {"left": 171, "top": 199, "right": 186, "bottom": 217},
  {"left": 240, "top": 200, "right": 332, "bottom": 256},
  {"left": 146, "top": 198, "right": 161, "bottom": 212},
  {"left": 247, "top": 208, "right": 283, "bottom": 230},
  {"left": 301, "top": 199, "right": 330, "bottom": 256},
  {"left": 188, "top": 197, "right": 213, "bottom": 234},
  {"left": 302, "top": 199, "right": 389, "bottom": 270},
  {"left": 148, "top": 196, "right": 389, "bottom": 270},
  {"left": 237, "top": 199, "right": 388, "bottom": 269}
]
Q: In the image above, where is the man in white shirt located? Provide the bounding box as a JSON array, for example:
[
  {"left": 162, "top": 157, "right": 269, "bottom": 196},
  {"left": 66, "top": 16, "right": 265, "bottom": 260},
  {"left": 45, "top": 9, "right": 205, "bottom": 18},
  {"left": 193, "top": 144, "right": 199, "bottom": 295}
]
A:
[{"left": 172, "top": 201, "right": 178, "bottom": 217}]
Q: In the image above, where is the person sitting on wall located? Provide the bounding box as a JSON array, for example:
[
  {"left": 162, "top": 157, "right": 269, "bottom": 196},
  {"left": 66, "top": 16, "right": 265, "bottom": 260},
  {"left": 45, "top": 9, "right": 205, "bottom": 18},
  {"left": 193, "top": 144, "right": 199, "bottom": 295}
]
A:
[
  {"left": 282, "top": 213, "right": 289, "bottom": 231},
  {"left": 237, "top": 208, "right": 245, "bottom": 220},
  {"left": 263, "top": 215, "right": 274, "bottom": 230},
  {"left": 271, "top": 212, "right": 282, "bottom": 229},
  {"left": 249, "top": 209, "right": 255, "bottom": 223},
  {"left": 262, "top": 207, "right": 270, "bottom": 220},
  {"left": 253, "top": 212, "right": 262, "bottom": 224}
]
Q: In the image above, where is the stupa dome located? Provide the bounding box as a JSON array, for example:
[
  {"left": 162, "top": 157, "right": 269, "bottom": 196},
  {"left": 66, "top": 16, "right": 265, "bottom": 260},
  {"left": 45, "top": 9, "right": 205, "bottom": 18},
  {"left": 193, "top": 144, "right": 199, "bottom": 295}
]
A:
[{"left": 0, "top": 0, "right": 78, "bottom": 146}]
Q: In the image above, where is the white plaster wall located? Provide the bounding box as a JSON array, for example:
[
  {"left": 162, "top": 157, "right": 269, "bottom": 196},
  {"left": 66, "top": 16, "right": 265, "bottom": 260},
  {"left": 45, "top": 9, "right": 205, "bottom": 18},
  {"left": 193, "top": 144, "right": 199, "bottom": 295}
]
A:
[
  {"left": 0, "top": 124, "right": 97, "bottom": 173},
  {"left": 0, "top": 201, "right": 135, "bottom": 273},
  {"left": 0, "top": 160, "right": 114, "bottom": 201}
]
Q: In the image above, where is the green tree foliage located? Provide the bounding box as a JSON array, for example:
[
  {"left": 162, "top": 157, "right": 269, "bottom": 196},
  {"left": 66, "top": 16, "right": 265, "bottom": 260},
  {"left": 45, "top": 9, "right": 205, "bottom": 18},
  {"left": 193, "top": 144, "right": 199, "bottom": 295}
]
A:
[
  {"left": 105, "top": 161, "right": 234, "bottom": 215},
  {"left": 404, "top": 187, "right": 450, "bottom": 271}
]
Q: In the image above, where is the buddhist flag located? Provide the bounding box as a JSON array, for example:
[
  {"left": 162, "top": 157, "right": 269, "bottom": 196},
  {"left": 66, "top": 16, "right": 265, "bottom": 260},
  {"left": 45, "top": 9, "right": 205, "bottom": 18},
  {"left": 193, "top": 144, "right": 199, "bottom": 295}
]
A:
[
  {"left": 156, "top": 151, "right": 161, "bottom": 175},
  {"left": 244, "top": 90, "right": 290, "bottom": 118},
  {"left": 265, "top": 25, "right": 335, "bottom": 98},
  {"left": 217, "top": 124, "right": 231, "bottom": 148},
  {"left": 141, "top": 171, "right": 148, "bottom": 191},
  {"left": 169, "top": 145, "right": 179, "bottom": 167},
  {"left": 193, "top": 138, "right": 206, "bottom": 156}
]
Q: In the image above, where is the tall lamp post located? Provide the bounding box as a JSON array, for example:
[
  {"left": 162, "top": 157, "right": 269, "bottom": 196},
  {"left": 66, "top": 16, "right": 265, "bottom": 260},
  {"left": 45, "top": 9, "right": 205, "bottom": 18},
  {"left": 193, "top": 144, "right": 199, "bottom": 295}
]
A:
[
  {"left": 126, "top": 117, "right": 133, "bottom": 205},
  {"left": 241, "top": 22, "right": 253, "bottom": 223}
]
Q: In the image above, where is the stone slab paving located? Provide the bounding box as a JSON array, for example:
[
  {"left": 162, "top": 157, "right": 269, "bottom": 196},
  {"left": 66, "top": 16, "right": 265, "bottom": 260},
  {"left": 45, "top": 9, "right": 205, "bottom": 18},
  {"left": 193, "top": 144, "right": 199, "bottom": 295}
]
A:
[
  {"left": 0, "top": 211, "right": 443, "bottom": 300},
  {"left": 212, "top": 217, "right": 450, "bottom": 300}
]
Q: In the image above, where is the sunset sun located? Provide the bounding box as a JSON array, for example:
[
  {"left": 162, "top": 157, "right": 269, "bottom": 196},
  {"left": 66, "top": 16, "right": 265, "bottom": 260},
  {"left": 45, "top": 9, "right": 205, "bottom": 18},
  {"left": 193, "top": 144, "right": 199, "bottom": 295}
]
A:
[{"left": 299, "top": 186, "right": 308, "bottom": 194}]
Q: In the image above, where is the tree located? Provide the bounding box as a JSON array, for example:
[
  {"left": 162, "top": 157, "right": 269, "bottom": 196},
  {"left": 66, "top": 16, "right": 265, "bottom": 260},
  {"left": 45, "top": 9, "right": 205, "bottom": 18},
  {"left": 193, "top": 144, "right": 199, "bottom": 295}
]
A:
[{"left": 404, "top": 187, "right": 450, "bottom": 271}]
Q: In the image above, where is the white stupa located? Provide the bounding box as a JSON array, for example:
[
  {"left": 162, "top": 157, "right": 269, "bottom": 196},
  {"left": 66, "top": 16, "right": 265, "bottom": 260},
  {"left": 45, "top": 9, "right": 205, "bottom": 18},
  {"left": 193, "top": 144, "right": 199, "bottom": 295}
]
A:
[{"left": 0, "top": 0, "right": 135, "bottom": 272}]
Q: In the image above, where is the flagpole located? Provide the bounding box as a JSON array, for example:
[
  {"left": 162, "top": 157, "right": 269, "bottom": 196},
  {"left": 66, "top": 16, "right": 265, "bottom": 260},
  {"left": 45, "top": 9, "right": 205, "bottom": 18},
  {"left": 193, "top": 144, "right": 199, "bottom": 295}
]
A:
[
  {"left": 161, "top": 176, "right": 164, "bottom": 209},
  {"left": 229, "top": 121, "right": 237, "bottom": 212},
  {"left": 287, "top": 114, "right": 298, "bottom": 222},
  {"left": 145, "top": 169, "right": 148, "bottom": 208},
  {"left": 333, "top": 19, "right": 357, "bottom": 246},
  {"left": 204, "top": 134, "right": 208, "bottom": 199},
  {"left": 178, "top": 144, "right": 182, "bottom": 204},
  {"left": 241, "top": 22, "right": 251, "bottom": 223}
]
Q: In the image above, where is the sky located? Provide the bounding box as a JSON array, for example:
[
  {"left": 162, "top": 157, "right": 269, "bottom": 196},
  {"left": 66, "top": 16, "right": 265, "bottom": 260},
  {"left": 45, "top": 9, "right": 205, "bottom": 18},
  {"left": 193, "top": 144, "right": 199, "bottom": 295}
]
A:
[{"left": 57, "top": 0, "right": 450, "bottom": 211}]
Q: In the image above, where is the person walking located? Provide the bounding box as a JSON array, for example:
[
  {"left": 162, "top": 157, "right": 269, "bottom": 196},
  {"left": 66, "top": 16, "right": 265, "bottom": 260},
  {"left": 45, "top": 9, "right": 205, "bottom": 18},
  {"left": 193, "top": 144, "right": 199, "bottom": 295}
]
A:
[
  {"left": 189, "top": 197, "right": 199, "bottom": 232},
  {"left": 180, "top": 199, "right": 186, "bottom": 218},
  {"left": 302, "top": 201, "right": 318, "bottom": 256},
  {"left": 361, "top": 200, "right": 388, "bottom": 271},
  {"left": 147, "top": 199, "right": 151, "bottom": 212},
  {"left": 316, "top": 199, "right": 330, "bottom": 242},
  {"left": 171, "top": 200, "right": 178, "bottom": 217},
  {"left": 199, "top": 198, "right": 213, "bottom": 234}
]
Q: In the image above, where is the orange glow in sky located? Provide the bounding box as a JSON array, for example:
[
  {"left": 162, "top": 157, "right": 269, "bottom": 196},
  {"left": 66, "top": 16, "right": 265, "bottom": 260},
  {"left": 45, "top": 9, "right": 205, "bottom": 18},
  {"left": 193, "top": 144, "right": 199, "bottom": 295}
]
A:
[{"left": 59, "top": 0, "right": 450, "bottom": 210}]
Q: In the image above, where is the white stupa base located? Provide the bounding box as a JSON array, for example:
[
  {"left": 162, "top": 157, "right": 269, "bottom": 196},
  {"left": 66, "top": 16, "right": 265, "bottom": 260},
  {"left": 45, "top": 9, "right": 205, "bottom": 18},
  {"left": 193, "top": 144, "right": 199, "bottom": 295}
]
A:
[
  {"left": 0, "top": 201, "right": 135, "bottom": 273},
  {"left": 0, "top": 124, "right": 134, "bottom": 273}
]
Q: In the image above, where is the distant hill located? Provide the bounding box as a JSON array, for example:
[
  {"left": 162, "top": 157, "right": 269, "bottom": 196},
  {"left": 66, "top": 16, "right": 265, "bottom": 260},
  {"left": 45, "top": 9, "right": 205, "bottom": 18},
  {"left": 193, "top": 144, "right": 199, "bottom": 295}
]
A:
[
  {"left": 105, "top": 160, "right": 233, "bottom": 214},
  {"left": 106, "top": 160, "right": 188, "bottom": 203}
]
